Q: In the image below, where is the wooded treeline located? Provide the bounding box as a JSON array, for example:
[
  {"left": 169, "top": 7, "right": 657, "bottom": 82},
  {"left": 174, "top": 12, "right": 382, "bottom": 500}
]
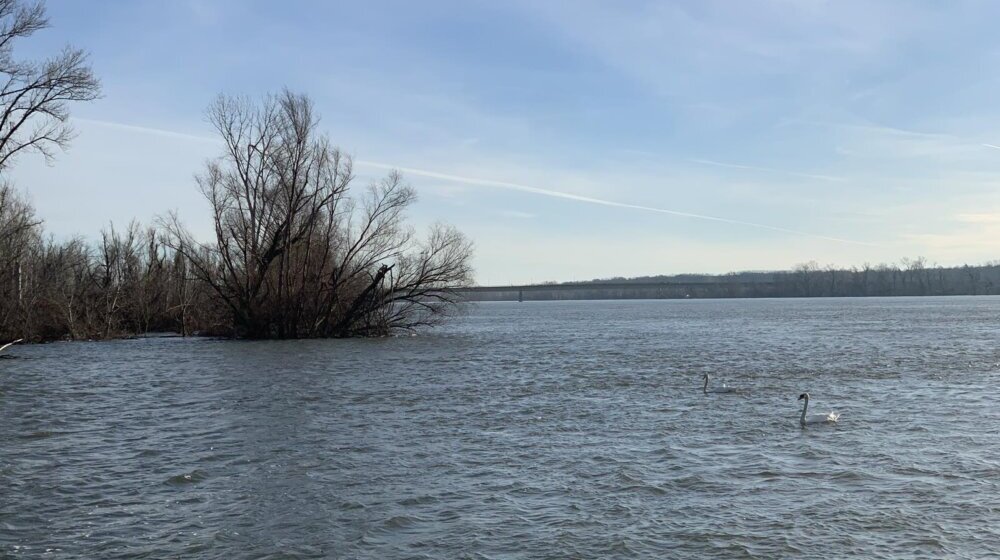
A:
[
  {"left": 0, "top": 0, "right": 473, "bottom": 341},
  {"left": 0, "top": 93, "right": 474, "bottom": 341},
  {"left": 468, "top": 259, "right": 1000, "bottom": 301},
  {"left": 0, "top": 210, "right": 215, "bottom": 340},
  {"left": 617, "top": 259, "right": 1000, "bottom": 298}
]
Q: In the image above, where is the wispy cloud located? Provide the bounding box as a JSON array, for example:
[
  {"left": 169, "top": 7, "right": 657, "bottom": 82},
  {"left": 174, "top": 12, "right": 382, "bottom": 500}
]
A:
[
  {"left": 356, "top": 160, "right": 877, "bottom": 246},
  {"left": 785, "top": 119, "right": 987, "bottom": 161},
  {"left": 898, "top": 208, "right": 1000, "bottom": 258},
  {"left": 956, "top": 212, "right": 1000, "bottom": 224},
  {"left": 71, "top": 116, "right": 881, "bottom": 247},
  {"left": 498, "top": 210, "right": 536, "bottom": 219},
  {"left": 691, "top": 158, "right": 845, "bottom": 182}
]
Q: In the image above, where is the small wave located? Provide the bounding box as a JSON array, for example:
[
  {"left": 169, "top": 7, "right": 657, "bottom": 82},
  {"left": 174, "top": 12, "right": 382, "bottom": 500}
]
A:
[
  {"left": 165, "top": 470, "right": 208, "bottom": 485},
  {"left": 398, "top": 495, "right": 439, "bottom": 506},
  {"left": 621, "top": 484, "right": 669, "bottom": 496},
  {"left": 436, "top": 509, "right": 461, "bottom": 521},
  {"left": 616, "top": 471, "right": 643, "bottom": 485},
  {"left": 381, "top": 515, "right": 424, "bottom": 530},
  {"left": 16, "top": 430, "right": 58, "bottom": 440}
]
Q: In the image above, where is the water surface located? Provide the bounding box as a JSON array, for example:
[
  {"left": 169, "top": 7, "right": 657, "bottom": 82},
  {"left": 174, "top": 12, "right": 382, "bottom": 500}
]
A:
[{"left": 2, "top": 297, "right": 999, "bottom": 558}]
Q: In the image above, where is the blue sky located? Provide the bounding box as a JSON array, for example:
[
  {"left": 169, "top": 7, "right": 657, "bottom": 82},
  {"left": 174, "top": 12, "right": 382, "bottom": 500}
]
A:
[{"left": 10, "top": 0, "right": 1000, "bottom": 283}]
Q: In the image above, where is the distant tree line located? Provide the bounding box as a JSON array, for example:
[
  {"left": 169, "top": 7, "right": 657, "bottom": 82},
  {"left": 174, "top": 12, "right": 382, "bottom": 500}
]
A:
[
  {"left": 651, "top": 258, "right": 1000, "bottom": 298},
  {"left": 0, "top": 0, "right": 472, "bottom": 342},
  {"left": 467, "top": 259, "right": 1000, "bottom": 301}
]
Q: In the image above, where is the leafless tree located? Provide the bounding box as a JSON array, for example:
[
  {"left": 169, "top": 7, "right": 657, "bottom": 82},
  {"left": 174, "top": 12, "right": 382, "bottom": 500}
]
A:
[
  {"left": 0, "top": 182, "right": 36, "bottom": 331},
  {"left": 0, "top": 0, "right": 99, "bottom": 344},
  {"left": 0, "top": 0, "right": 100, "bottom": 172},
  {"left": 366, "top": 223, "right": 473, "bottom": 334},
  {"left": 164, "top": 90, "right": 473, "bottom": 338},
  {"left": 793, "top": 261, "right": 820, "bottom": 297}
]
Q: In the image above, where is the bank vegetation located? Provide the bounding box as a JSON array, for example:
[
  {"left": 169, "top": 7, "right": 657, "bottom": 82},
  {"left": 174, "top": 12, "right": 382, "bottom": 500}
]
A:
[{"left": 0, "top": 0, "right": 473, "bottom": 341}]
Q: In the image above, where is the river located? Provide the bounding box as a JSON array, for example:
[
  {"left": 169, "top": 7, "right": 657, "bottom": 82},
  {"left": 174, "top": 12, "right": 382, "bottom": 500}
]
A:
[{"left": 2, "top": 297, "right": 999, "bottom": 558}]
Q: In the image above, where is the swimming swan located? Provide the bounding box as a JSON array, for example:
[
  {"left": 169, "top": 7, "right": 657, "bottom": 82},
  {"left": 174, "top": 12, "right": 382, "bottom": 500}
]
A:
[
  {"left": 702, "top": 373, "right": 738, "bottom": 394},
  {"left": 797, "top": 393, "right": 840, "bottom": 425}
]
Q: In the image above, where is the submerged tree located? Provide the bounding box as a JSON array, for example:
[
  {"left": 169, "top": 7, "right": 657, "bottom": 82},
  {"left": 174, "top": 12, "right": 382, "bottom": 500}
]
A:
[{"left": 164, "top": 90, "right": 473, "bottom": 338}]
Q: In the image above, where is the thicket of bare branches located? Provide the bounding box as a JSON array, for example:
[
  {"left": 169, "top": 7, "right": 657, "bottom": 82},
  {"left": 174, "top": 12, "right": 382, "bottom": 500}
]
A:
[
  {"left": 0, "top": 1, "right": 472, "bottom": 341},
  {"left": 0, "top": 0, "right": 100, "bottom": 171},
  {"left": 0, "top": 0, "right": 118, "bottom": 341},
  {"left": 164, "top": 91, "right": 473, "bottom": 338},
  {"left": 0, "top": 207, "right": 218, "bottom": 341},
  {"left": 0, "top": 91, "right": 473, "bottom": 341}
]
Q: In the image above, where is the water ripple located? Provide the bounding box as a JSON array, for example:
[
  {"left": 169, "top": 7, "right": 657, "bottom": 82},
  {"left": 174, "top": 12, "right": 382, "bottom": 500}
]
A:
[{"left": 2, "top": 298, "right": 1000, "bottom": 558}]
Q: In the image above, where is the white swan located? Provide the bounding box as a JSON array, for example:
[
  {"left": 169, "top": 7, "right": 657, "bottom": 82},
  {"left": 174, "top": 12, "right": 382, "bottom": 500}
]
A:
[
  {"left": 702, "top": 373, "right": 738, "bottom": 394},
  {"left": 797, "top": 392, "right": 840, "bottom": 425}
]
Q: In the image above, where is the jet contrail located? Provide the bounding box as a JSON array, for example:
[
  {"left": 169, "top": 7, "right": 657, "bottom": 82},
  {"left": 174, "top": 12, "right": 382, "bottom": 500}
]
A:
[
  {"left": 73, "top": 117, "right": 878, "bottom": 247},
  {"left": 356, "top": 160, "right": 878, "bottom": 247},
  {"left": 74, "top": 117, "right": 221, "bottom": 144}
]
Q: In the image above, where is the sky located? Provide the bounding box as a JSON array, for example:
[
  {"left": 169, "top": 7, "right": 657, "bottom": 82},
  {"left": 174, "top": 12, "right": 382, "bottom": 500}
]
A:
[{"left": 8, "top": 0, "right": 1000, "bottom": 284}]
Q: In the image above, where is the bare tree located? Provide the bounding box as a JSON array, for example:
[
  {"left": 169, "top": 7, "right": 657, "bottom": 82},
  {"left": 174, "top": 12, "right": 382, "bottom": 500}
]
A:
[
  {"left": 794, "top": 261, "right": 820, "bottom": 297},
  {"left": 164, "top": 90, "right": 473, "bottom": 338},
  {"left": 164, "top": 91, "right": 352, "bottom": 337},
  {"left": 0, "top": 182, "right": 36, "bottom": 332},
  {"left": 0, "top": 0, "right": 99, "bottom": 342},
  {"left": 365, "top": 223, "right": 473, "bottom": 334},
  {"left": 0, "top": 0, "right": 100, "bottom": 172}
]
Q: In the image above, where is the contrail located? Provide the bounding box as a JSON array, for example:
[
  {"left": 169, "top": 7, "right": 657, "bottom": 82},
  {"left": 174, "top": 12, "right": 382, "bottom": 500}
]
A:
[
  {"left": 356, "top": 160, "right": 878, "bottom": 247},
  {"left": 74, "top": 117, "right": 222, "bottom": 144},
  {"left": 983, "top": 143, "right": 1000, "bottom": 151},
  {"left": 73, "top": 117, "right": 878, "bottom": 247}
]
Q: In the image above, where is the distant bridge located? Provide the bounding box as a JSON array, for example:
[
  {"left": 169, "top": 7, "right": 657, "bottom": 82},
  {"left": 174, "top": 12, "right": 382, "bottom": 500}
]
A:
[{"left": 450, "top": 281, "right": 778, "bottom": 302}]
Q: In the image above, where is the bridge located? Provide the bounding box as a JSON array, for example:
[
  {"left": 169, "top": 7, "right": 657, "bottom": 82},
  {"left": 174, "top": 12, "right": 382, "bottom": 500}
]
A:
[{"left": 451, "top": 281, "right": 778, "bottom": 302}]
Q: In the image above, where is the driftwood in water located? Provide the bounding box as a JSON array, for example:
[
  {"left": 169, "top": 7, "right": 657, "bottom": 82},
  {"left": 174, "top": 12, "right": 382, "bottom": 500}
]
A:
[{"left": 0, "top": 339, "right": 22, "bottom": 353}]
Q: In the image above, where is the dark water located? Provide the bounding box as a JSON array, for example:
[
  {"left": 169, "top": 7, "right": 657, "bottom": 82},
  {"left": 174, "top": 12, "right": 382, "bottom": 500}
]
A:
[{"left": 2, "top": 297, "right": 999, "bottom": 559}]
